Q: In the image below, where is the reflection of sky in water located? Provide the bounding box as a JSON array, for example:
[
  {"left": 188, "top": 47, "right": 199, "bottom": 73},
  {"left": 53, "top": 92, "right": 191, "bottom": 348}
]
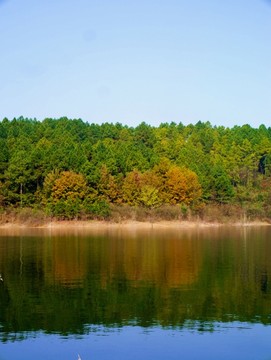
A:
[{"left": 1, "top": 323, "right": 271, "bottom": 360}]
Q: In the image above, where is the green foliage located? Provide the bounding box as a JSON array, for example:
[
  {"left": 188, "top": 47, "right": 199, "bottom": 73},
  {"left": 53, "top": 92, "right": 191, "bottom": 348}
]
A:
[
  {"left": 139, "top": 185, "right": 161, "bottom": 208},
  {"left": 209, "top": 165, "right": 235, "bottom": 203},
  {"left": 50, "top": 199, "right": 82, "bottom": 219},
  {"left": 82, "top": 199, "right": 111, "bottom": 219},
  {"left": 1, "top": 117, "right": 271, "bottom": 219}
]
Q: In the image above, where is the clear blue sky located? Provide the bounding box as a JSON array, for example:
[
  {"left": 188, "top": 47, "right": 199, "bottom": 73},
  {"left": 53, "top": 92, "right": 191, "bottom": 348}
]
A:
[{"left": 0, "top": 0, "right": 270, "bottom": 128}]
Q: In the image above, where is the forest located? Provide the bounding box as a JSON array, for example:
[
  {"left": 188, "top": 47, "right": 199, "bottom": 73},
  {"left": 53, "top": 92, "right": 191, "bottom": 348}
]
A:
[{"left": 0, "top": 116, "right": 271, "bottom": 222}]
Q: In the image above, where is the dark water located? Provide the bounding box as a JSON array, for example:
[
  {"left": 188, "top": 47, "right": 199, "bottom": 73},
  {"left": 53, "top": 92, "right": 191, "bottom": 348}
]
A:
[{"left": 1, "top": 226, "right": 271, "bottom": 360}]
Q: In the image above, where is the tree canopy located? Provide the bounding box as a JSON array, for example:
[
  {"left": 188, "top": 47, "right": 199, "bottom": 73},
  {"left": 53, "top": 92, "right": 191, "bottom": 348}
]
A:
[{"left": 0, "top": 117, "right": 271, "bottom": 219}]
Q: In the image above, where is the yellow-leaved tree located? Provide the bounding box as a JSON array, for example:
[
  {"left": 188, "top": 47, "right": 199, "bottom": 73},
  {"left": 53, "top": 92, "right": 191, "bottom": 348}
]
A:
[
  {"left": 52, "top": 171, "right": 88, "bottom": 201},
  {"left": 122, "top": 169, "right": 162, "bottom": 208},
  {"left": 164, "top": 166, "right": 202, "bottom": 205},
  {"left": 43, "top": 170, "right": 89, "bottom": 219}
]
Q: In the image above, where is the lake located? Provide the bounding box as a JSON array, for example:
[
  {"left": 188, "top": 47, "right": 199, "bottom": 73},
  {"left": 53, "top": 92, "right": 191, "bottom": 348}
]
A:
[{"left": 1, "top": 225, "right": 271, "bottom": 360}]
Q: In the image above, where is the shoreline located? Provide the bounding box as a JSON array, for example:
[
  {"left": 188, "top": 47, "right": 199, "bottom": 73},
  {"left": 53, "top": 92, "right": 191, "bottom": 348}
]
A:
[{"left": 0, "top": 219, "right": 270, "bottom": 230}]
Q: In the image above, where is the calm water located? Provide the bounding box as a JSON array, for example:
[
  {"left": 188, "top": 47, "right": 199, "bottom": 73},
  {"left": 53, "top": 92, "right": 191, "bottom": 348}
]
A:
[{"left": 1, "top": 226, "right": 271, "bottom": 360}]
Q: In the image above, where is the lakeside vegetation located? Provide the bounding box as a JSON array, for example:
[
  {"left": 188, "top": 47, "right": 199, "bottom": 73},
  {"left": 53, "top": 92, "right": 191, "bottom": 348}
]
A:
[{"left": 1, "top": 117, "right": 271, "bottom": 224}]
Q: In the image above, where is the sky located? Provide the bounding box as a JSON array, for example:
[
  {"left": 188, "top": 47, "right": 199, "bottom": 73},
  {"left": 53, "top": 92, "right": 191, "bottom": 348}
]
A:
[{"left": 0, "top": 0, "right": 270, "bottom": 128}]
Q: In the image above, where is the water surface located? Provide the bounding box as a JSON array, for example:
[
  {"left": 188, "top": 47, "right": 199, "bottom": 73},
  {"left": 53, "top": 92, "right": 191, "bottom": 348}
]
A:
[{"left": 0, "top": 226, "right": 271, "bottom": 359}]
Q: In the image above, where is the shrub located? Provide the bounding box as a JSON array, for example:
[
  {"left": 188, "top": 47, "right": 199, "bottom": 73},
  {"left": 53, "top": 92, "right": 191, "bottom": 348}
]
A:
[{"left": 82, "top": 199, "right": 111, "bottom": 219}]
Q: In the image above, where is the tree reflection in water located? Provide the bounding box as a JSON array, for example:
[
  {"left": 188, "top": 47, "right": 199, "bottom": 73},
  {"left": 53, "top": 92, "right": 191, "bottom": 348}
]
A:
[{"left": 0, "top": 226, "right": 271, "bottom": 341}]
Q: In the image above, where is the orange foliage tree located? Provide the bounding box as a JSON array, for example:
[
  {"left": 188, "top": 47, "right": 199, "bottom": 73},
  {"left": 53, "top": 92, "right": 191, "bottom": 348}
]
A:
[
  {"left": 122, "top": 170, "right": 142, "bottom": 206},
  {"left": 52, "top": 171, "right": 88, "bottom": 201},
  {"left": 42, "top": 170, "right": 90, "bottom": 218},
  {"left": 97, "top": 165, "right": 122, "bottom": 203},
  {"left": 122, "top": 164, "right": 201, "bottom": 208},
  {"left": 164, "top": 166, "right": 202, "bottom": 205}
]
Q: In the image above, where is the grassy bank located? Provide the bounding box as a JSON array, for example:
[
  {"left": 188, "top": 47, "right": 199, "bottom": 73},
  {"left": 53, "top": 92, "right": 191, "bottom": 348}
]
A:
[{"left": 0, "top": 203, "right": 270, "bottom": 227}]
